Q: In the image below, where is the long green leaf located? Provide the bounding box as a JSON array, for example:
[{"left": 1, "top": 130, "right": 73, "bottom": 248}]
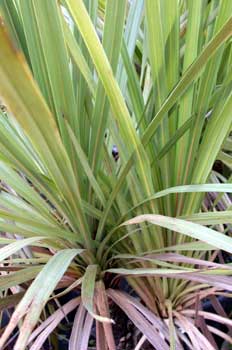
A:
[
  {"left": 0, "top": 19, "right": 92, "bottom": 248},
  {"left": 0, "top": 236, "right": 44, "bottom": 262},
  {"left": 142, "top": 15, "right": 232, "bottom": 148},
  {"left": 122, "top": 214, "right": 232, "bottom": 253},
  {"left": 0, "top": 249, "right": 83, "bottom": 350},
  {"left": 82, "top": 264, "right": 112, "bottom": 323}
]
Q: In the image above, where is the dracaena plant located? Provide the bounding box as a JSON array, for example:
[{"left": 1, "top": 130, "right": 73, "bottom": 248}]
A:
[{"left": 0, "top": 0, "right": 232, "bottom": 349}]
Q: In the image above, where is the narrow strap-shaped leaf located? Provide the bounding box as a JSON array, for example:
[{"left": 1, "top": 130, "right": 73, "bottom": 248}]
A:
[
  {"left": 69, "top": 303, "right": 87, "bottom": 350},
  {"left": 29, "top": 298, "right": 81, "bottom": 350},
  {"left": 184, "top": 0, "right": 232, "bottom": 186},
  {"left": 0, "top": 220, "right": 80, "bottom": 243},
  {"left": 175, "top": 0, "right": 203, "bottom": 185},
  {"left": 145, "top": 0, "right": 167, "bottom": 107},
  {"left": 88, "top": 0, "right": 126, "bottom": 175},
  {"left": 65, "top": 0, "right": 160, "bottom": 243},
  {"left": 117, "top": 0, "right": 144, "bottom": 93},
  {"left": 0, "top": 266, "right": 42, "bottom": 293},
  {"left": 142, "top": 16, "right": 232, "bottom": 148},
  {"left": 0, "top": 161, "right": 55, "bottom": 224},
  {"left": 27, "top": 297, "right": 81, "bottom": 345},
  {"left": 0, "top": 0, "right": 30, "bottom": 63},
  {"left": 18, "top": 0, "right": 77, "bottom": 134},
  {"left": 67, "top": 124, "right": 106, "bottom": 206},
  {"left": 145, "top": 0, "right": 170, "bottom": 195},
  {"left": 0, "top": 292, "right": 24, "bottom": 313},
  {"left": 65, "top": 0, "right": 154, "bottom": 185},
  {"left": 121, "top": 39, "right": 146, "bottom": 130},
  {"left": 82, "top": 265, "right": 112, "bottom": 323},
  {"left": 121, "top": 214, "right": 232, "bottom": 254},
  {"left": 94, "top": 16, "right": 232, "bottom": 239},
  {"left": 0, "top": 20, "right": 91, "bottom": 247},
  {"left": 95, "top": 281, "right": 116, "bottom": 350},
  {"left": 107, "top": 289, "right": 170, "bottom": 350},
  {"left": 186, "top": 90, "right": 232, "bottom": 213},
  {"left": 181, "top": 211, "right": 232, "bottom": 225},
  {"left": 120, "top": 183, "right": 232, "bottom": 221},
  {"left": 107, "top": 268, "right": 232, "bottom": 292},
  {"left": 157, "top": 115, "right": 193, "bottom": 160},
  {"left": 0, "top": 249, "right": 83, "bottom": 350},
  {"left": 0, "top": 236, "right": 44, "bottom": 262},
  {"left": 62, "top": 17, "right": 96, "bottom": 96}
]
